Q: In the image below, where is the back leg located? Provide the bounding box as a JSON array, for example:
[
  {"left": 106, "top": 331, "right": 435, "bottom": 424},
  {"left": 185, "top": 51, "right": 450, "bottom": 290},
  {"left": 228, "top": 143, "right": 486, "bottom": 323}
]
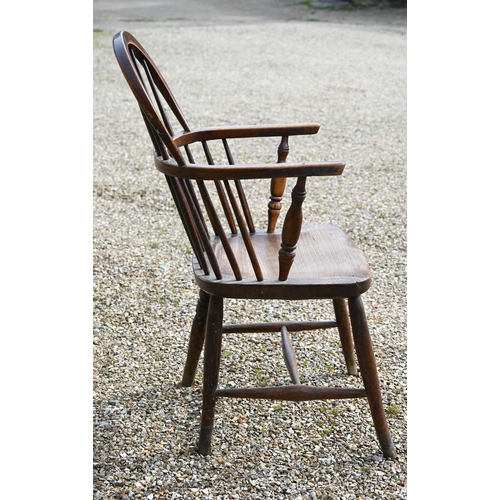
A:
[
  {"left": 348, "top": 295, "right": 397, "bottom": 459},
  {"left": 181, "top": 289, "right": 210, "bottom": 387},
  {"left": 333, "top": 298, "right": 358, "bottom": 375}
]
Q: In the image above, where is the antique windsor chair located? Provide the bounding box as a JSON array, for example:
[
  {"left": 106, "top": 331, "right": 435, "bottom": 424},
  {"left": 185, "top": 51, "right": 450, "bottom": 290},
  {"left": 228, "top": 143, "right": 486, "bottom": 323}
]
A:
[{"left": 112, "top": 30, "right": 396, "bottom": 458}]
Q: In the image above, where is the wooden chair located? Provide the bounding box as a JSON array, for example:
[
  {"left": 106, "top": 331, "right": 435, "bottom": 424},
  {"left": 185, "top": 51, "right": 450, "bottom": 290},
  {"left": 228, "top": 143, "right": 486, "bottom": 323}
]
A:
[{"left": 112, "top": 30, "right": 396, "bottom": 459}]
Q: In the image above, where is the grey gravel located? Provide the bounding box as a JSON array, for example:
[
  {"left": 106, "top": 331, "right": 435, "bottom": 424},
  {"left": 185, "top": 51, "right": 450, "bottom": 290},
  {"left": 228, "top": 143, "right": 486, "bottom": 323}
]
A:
[{"left": 94, "top": 3, "right": 406, "bottom": 499}]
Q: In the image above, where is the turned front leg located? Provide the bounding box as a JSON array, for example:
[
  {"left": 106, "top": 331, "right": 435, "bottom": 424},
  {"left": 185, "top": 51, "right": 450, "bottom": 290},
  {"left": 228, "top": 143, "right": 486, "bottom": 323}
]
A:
[
  {"left": 279, "top": 176, "right": 307, "bottom": 281},
  {"left": 267, "top": 136, "right": 289, "bottom": 233},
  {"left": 181, "top": 290, "right": 210, "bottom": 387}
]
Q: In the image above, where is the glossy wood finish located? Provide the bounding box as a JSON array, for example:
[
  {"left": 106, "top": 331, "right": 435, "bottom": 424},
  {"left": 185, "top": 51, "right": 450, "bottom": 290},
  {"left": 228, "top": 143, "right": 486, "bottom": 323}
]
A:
[{"left": 113, "top": 30, "right": 396, "bottom": 459}]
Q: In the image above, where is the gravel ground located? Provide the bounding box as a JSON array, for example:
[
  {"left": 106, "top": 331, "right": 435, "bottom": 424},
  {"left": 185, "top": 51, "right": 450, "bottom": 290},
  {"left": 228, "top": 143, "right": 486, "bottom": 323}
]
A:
[{"left": 93, "top": 7, "right": 406, "bottom": 499}]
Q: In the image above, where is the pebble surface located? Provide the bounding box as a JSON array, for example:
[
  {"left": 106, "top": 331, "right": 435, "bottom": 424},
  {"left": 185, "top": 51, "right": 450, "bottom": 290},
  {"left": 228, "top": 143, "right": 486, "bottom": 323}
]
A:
[{"left": 93, "top": 7, "right": 406, "bottom": 499}]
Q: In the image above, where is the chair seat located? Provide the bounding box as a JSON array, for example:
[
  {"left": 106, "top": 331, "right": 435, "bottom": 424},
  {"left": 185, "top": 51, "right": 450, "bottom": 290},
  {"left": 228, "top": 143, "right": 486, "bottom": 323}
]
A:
[{"left": 194, "top": 224, "right": 371, "bottom": 300}]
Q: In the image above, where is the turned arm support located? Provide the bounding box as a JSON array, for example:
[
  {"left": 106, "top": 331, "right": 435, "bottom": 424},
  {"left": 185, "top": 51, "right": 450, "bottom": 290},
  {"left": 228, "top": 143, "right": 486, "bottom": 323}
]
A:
[
  {"left": 268, "top": 136, "right": 289, "bottom": 233},
  {"left": 279, "top": 176, "right": 307, "bottom": 281}
]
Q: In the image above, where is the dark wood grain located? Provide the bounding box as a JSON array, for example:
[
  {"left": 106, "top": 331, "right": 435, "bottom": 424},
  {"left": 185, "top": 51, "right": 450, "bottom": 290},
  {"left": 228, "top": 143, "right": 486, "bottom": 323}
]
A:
[{"left": 196, "top": 225, "right": 371, "bottom": 299}]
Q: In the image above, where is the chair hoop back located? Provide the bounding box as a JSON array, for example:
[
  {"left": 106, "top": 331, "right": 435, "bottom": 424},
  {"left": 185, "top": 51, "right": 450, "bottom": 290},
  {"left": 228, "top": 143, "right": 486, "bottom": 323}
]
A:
[{"left": 113, "top": 31, "right": 187, "bottom": 166}]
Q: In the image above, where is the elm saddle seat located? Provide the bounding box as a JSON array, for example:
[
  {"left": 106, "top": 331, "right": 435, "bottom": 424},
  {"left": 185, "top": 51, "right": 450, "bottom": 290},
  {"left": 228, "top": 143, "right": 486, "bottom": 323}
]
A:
[{"left": 113, "top": 30, "right": 397, "bottom": 459}]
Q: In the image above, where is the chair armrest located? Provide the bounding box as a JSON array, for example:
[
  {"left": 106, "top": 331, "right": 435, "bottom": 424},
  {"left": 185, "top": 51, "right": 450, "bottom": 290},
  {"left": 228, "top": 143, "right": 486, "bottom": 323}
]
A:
[
  {"left": 172, "top": 123, "right": 321, "bottom": 147},
  {"left": 154, "top": 155, "right": 345, "bottom": 180}
]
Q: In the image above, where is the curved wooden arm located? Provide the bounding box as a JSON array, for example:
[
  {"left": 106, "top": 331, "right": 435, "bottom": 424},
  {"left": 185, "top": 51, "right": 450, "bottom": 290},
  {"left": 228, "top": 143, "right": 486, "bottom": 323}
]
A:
[
  {"left": 154, "top": 155, "right": 345, "bottom": 180},
  {"left": 172, "top": 123, "right": 321, "bottom": 147}
]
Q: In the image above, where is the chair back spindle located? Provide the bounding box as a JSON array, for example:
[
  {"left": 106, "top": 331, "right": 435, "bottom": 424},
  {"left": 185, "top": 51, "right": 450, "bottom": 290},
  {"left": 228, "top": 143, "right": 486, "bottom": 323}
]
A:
[{"left": 222, "top": 139, "right": 256, "bottom": 234}]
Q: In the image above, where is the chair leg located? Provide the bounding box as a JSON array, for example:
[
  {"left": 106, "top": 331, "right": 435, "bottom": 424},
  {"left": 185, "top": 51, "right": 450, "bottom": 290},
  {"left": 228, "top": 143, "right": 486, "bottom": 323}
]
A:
[
  {"left": 181, "top": 290, "right": 210, "bottom": 387},
  {"left": 333, "top": 298, "right": 358, "bottom": 375},
  {"left": 197, "top": 294, "right": 224, "bottom": 456},
  {"left": 348, "top": 295, "right": 397, "bottom": 459}
]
